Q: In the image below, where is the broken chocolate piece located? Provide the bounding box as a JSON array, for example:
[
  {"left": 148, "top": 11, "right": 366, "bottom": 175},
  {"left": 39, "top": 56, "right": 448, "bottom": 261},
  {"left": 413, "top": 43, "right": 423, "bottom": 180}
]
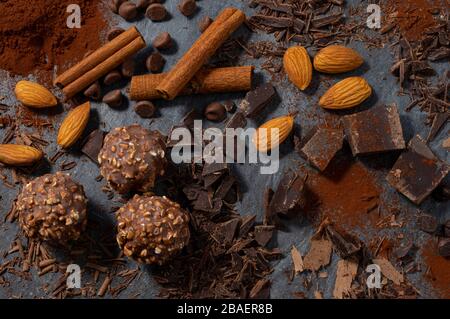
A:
[
  {"left": 438, "top": 238, "right": 450, "bottom": 257},
  {"left": 81, "top": 130, "right": 106, "bottom": 165},
  {"left": 343, "top": 104, "right": 406, "bottom": 156},
  {"left": 417, "top": 214, "right": 439, "bottom": 233},
  {"left": 225, "top": 111, "right": 247, "bottom": 129},
  {"left": 212, "top": 219, "right": 240, "bottom": 246},
  {"left": 299, "top": 127, "right": 344, "bottom": 171},
  {"left": 387, "top": 135, "right": 449, "bottom": 205},
  {"left": 270, "top": 170, "right": 307, "bottom": 214},
  {"left": 254, "top": 225, "right": 275, "bottom": 247},
  {"left": 239, "top": 83, "right": 276, "bottom": 118},
  {"left": 326, "top": 226, "right": 362, "bottom": 258},
  {"left": 239, "top": 215, "right": 256, "bottom": 237},
  {"left": 427, "top": 112, "right": 449, "bottom": 142}
]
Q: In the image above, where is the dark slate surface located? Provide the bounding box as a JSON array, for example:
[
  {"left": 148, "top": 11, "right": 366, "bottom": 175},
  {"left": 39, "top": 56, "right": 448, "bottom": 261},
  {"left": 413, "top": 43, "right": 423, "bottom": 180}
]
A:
[{"left": 0, "top": 0, "right": 448, "bottom": 298}]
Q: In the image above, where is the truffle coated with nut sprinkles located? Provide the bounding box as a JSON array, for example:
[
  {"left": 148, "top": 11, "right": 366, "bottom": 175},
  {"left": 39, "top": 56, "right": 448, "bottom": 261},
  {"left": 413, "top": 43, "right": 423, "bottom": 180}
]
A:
[
  {"left": 98, "top": 125, "right": 167, "bottom": 194},
  {"left": 16, "top": 172, "right": 87, "bottom": 243},
  {"left": 116, "top": 195, "right": 190, "bottom": 265}
]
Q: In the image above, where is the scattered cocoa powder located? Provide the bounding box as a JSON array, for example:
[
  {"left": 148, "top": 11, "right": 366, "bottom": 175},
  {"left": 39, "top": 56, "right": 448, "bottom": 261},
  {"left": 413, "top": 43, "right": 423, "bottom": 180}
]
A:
[
  {"left": 304, "top": 157, "right": 381, "bottom": 231},
  {"left": 422, "top": 239, "right": 450, "bottom": 299},
  {"left": 0, "top": 0, "right": 109, "bottom": 83}
]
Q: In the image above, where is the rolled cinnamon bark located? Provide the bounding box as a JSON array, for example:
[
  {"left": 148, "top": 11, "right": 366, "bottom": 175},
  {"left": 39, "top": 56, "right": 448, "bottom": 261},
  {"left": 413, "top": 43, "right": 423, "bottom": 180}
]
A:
[
  {"left": 130, "top": 66, "right": 253, "bottom": 100},
  {"left": 62, "top": 37, "right": 146, "bottom": 100},
  {"left": 55, "top": 27, "right": 143, "bottom": 87},
  {"left": 155, "top": 7, "right": 246, "bottom": 100}
]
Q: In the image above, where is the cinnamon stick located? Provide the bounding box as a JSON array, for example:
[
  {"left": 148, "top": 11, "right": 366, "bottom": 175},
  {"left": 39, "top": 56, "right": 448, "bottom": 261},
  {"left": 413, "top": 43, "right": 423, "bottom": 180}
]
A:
[
  {"left": 156, "top": 7, "right": 246, "bottom": 100},
  {"left": 62, "top": 36, "right": 146, "bottom": 100},
  {"left": 55, "top": 27, "right": 143, "bottom": 87},
  {"left": 130, "top": 66, "right": 253, "bottom": 100}
]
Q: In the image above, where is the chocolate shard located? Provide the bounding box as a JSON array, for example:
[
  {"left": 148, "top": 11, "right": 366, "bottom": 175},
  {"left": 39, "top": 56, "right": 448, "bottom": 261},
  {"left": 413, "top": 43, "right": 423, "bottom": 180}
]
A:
[
  {"left": 427, "top": 112, "right": 449, "bottom": 142},
  {"left": 212, "top": 218, "right": 241, "bottom": 246},
  {"left": 225, "top": 111, "right": 247, "bottom": 129},
  {"left": 202, "top": 162, "right": 228, "bottom": 176},
  {"left": 343, "top": 104, "right": 406, "bottom": 156},
  {"left": 326, "top": 225, "right": 362, "bottom": 259},
  {"left": 299, "top": 127, "right": 344, "bottom": 171},
  {"left": 215, "top": 175, "right": 236, "bottom": 199},
  {"left": 428, "top": 47, "right": 450, "bottom": 61},
  {"left": 192, "top": 190, "right": 223, "bottom": 213},
  {"left": 239, "top": 83, "right": 276, "bottom": 118},
  {"left": 254, "top": 225, "right": 275, "bottom": 247},
  {"left": 387, "top": 135, "right": 450, "bottom": 205},
  {"left": 81, "top": 129, "right": 106, "bottom": 164},
  {"left": 249, "top": 278, "right": 270, "bottom": 299},
  {"left": 270, "top": 170, "right": 307, "bottom": 215},
  {"left": 239, "top": 214, "right": 256, "bottom": 237}
]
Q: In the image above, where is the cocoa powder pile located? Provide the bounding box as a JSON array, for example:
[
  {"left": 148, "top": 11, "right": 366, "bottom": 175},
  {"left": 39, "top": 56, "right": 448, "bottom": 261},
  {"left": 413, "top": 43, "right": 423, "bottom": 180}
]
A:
[{"left": 0, "top": 0, "right": 108, "bottom": 83}]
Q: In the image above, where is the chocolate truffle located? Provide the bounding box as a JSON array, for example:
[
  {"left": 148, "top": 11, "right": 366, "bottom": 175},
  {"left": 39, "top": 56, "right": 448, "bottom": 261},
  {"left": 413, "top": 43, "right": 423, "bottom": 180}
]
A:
[
  {"left": 98, "top": 125, "right": 167, "bottom": 194},
  {"left": 17, "top": 172, "right": 87, "bottom": 243},
  {"left": 116, "top": 195, "right": 190, "bottom": 264}
]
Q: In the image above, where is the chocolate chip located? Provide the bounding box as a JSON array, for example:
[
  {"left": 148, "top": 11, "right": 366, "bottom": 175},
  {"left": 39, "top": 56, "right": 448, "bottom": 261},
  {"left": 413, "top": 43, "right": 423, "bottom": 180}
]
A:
[
  {"left": 82, "top": 130, "right": 106, "bottom": 165},
  {"left": 152, "top": 32, "right": 173, "bottom": 50},
  {"left": 198, "top": 16, "right": 213, "bottom": 32},
  {"left": 178, "top": 0, "right": 197, "bottom": 17},
  {"left": 108, "top": 0, "right": 125, "bottom": 13},
  {"left": 438, "top": 237, "right": 450, "bottom": 257},
  {"left": 417, "top": 214, "right": 439, "bottom": 233},
  {"left": 84, "top": 81, "right": 102, "bottom": 101},
  {"left": 136, "top": 0, "right": 160, "bottom": 11},
  {"left": 146, "top": 3, "right": 167, "bottom": 21},
  {"left": 204, "top": 102, "right": 226, "bottom": 122},
  {"left": 103, "top": 70, "right": 122, "bottom": 86},
  {"left": 103, "top": 90, "right": 123, "bottom": 108},
  {"left": 107, "top": 27, "right": 125, "bottom": 41},
  {"left": 223, "top": 100, "right": 236, "bottom": 113},
  {"left": 146, "top": 52, "right": 165, "bottom": 73},
  {"left": 121, "top": 59, "right": 135, "bottom": 78},
  {"left": 118, "top": 1, "right": 138, "bottom": 21},
  {"left": 134, "top": 101, "right": 156, "bottom": 118}
]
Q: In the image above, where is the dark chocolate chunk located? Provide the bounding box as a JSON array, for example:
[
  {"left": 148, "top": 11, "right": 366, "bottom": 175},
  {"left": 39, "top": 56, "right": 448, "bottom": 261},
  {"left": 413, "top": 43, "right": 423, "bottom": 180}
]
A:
[
  {"left": 223, "top": 100, "right": 236, "bottom": 113},
  {"left": 192, "top": 191, "right": 222, "bottom": 213},
  {"left": 204, "top": 102, "right": 226, "bottom": 122},
  {"left": 81, "top": 130, "right": 106, "bottom": 164},
  {"left": 121, "top": 58, "right": 135, "bottom": 77},
  {"left": 429, "top": 47, "right": 450, "bottom": 61},
  {"left": 215, "top": 175, "right": 236, "bottom": 199},
  {"left": 202, "top": 162, "right": 228, "bottom": 176},
  {"left": 134, "top": 101, "right": 156, "bottom": 118},
  {"left": 181, "top": 109, "right": 202, "bottom": 129},
  {"left": 343, "top": 104, "right": 405, "bottom": 156},
  {"left": 212, "top": 219, "right": 240, "bottom": 246},
  {"left": 254, "top": 225, "right": 275, "bottom": 247},
  {"left": 146, "top": 52, "right": 165, "bottom": 73},
  {"left": 239, "top": 83, "right": 276, "bottom": 118},
  {"left": 178, "top": 0, "right": 197, "bottom": 17},
  {"left": 417, "top": 214, "right": 439, "bottom": 233},
  {"left": 198, "top": 16, "right": 213, "bottom": 33},
  {"left": 152, "top": 32, "right": 173, "bottom": 50},
  {"left": 444, "top": 220, "right": 450, "bottom": 237},
  {"left": 107, "top": 27, "right": 125, "bottom": 41},
  {"left": 386, "top": 135, "right": 449, "bottom": 205},
  {"left": 325, "top": 226, "right": 362, "bottom": 258},
  {"left": 118, "top": 1, "right": 138, "bottom": 21},
  {"left": 225, "top": 111, "right": 247, "bottom": 129},
  {"left": 239, "top": 215, "right": 256, "bottom": 237},
  {"left": 103, "top": 70, "right": 122, "bottom": 86},
  {"left": 103, "top": 90, "right": 123, "bottom": 108},
  {"left": 146, "top": 3, "right": 167, "bottom": 21},
  {"left": 427, "top": 112, "right": 449, "bottom": 142},
  {"left": 300, "top": 127, "right": 344, "bottom": 171},
  {"left": 84, "top": 81, "right": 102, "bottom": 101},
  {"left": 270, "top": 171, "right": 307, "bottom": 214},
  {"left": 438, "top": 238, "right": 450, "bottom": 257}
]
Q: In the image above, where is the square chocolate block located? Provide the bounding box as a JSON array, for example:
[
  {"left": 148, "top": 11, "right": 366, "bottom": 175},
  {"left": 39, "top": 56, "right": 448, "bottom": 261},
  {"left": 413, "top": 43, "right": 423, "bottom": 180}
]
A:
[
  {"left": 299, "top": 127, "right": 344, "bottom": 171},
  {"left": 387, "top": 135, "right": 449, "bottom": 205},
  {"left": 343, "top": 104, "right": 405, "bottom": 156}
]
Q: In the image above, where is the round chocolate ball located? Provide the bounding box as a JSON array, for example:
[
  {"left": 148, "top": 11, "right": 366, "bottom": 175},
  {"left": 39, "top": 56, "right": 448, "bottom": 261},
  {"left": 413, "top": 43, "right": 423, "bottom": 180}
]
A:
[
  {"left": 98, "top": 125, "right": 167, "bottom": 194},
  {"left": 17, "top": 172, "right": 88, "bottom": 243},
  {"left": 116, "top": 195, "right": 190, "bottom": 264}
]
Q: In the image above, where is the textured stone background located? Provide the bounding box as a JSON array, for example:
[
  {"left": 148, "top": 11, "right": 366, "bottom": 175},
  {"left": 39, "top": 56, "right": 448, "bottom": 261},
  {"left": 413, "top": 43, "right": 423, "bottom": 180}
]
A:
[{"left": 0, "top": 0, "right": 448, "bottom": 298}]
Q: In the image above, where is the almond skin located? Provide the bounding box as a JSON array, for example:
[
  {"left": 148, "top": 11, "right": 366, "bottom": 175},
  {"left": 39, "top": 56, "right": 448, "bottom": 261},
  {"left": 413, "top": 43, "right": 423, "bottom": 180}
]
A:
[
  {"left": 283, "top": 46, "right": 312, "bottom": 90},
  {"left": 0, "top": 144, "right": 43, "bottom": 166},
  {"left": 319, "top": 77, "right": 372, "bottom": 110},
  {"left": 253, "top": 115, "right": 294, "bottom": 152},
  {"left": 57, "top": 102, "right": 91, "bottom": 148},
  {"left": 14, "top": 80, "right": 58, "bottom": 108},
  {"left": 314, "top": 45, "right": 364, "bottom": 74}
]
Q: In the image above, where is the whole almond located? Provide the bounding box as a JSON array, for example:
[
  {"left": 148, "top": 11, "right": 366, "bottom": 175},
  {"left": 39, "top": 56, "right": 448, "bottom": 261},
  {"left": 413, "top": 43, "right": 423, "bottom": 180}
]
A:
[
  {"left": 283, "top": 46, "right": 312, "bottom": 91},
  {"left": 319, "top": 77, "right": 372, "bottom": 110},
  {"left": 57, "top": 102, "right": 91, "bottom": 148},
  {"left": 314, "top": 45, "right": 364, "bottom": 74},
  {"left": 253, "top": 115, "right": 294, "bottom": 152},
  {"left": 0, "top": 144, "right": 43, "bottom": 166},
  {"left": 15, "top": 80, "right": 58, "bottom": 108}
]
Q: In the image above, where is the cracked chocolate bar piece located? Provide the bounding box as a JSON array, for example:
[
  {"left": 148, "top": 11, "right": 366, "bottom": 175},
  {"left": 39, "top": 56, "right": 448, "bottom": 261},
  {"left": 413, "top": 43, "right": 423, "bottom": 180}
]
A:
[
  {"left": 343, "top": 104, "right": 405, "bottom": 156},
  {"left": 387, "top": 135, "right": 449, "bottom": 205},
  {"left": 239, "top": 83, "right": 276, "bottom": 118},
  {"left": 299, "top": 127, "right": 344, "bottom": 171},
  {"left": 270, "top": 170, "right": 307, "bottom": 214}
]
